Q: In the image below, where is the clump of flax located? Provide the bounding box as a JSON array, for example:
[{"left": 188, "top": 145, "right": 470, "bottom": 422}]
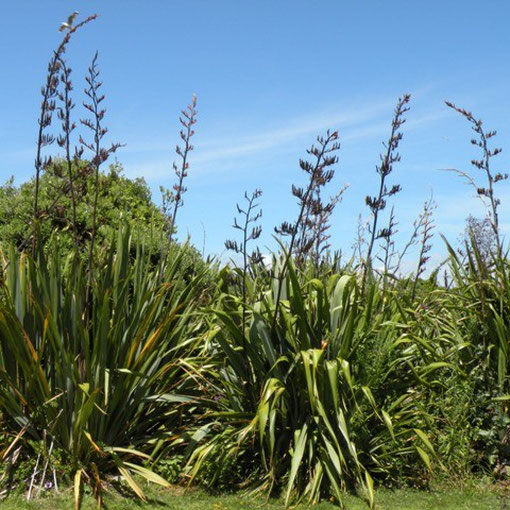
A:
[
  {"left": 362, "top": 94, "right": 411, "bottom": 292},
  {"left": 225, "top": 189, "right": 263, "bottom": 333},
  {"left": 445, "top": 101, "right": 507, "bottom": 259}
]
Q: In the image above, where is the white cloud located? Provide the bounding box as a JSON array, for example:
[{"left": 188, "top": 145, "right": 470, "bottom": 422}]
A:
[{"left": 123, "top": 96, "right": 447, "bottom": 181}]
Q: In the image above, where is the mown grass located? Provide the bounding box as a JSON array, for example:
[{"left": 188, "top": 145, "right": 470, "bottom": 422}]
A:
[{"left": 1, "top": 483, "right": 507, "bottom": 510}]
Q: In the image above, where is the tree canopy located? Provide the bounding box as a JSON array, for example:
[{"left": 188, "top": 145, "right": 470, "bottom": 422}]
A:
[{"left": 0, "top": 161, "right": 169, "bottom": 255}]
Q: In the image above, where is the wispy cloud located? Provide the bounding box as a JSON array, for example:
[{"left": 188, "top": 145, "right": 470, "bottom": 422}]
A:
[
  {"left": 123, "top": 98, "right": 394, "bottom": 155},
  {"left": 194, "top": 100, "right": 394, "bottom": 160},
  {"left": 343, "top": 110, "right": 449, "bottom": 143},
  {"left": 124, "top": 95, "right": 447, "bottom": 181}
]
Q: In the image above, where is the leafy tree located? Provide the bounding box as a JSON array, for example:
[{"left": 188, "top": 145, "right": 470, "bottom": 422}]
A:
[
  {"left": 0, "top": 160, "right": 208, "bottom": 279},
  {"left": 0, "top": 160, "right": 165, "bottom": 255}
]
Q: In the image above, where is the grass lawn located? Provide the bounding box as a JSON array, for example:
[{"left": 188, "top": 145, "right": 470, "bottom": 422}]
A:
[{"left": 1, "top": 483, "right": 508, "bottom": 510}]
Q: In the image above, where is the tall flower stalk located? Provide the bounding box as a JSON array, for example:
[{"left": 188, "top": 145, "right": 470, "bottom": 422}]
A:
[
  {"left": 362, "top": 94, "right": 410, "bottom": 293},
  {"left": 32, "top": 13, "right": 98, "bottom": 254},
  {"left": 56, "top": 57, "right": 78, "bottom": 244},
  {"left": 273, "top": 130, "right": 340, "bottom": 329},
  {"left": 411, "top": 196, "right": 436, "bottom": 300},
  {"left": 81, "top": 52, "right": 121, "bottom": 290},
  {"left": 309, "top": 185, "right": 347, "bottom": 268},
  {"left": 378, "top": 205, "right": 398, "bottom": 288},
  {"left": 160, "top": 95, "right": 198, "bottom": 274},
  {"left": 445, "top": 101, "right": 507, "bottom": 259},
  {"left": 225, "top": 189, "right": 263, "bottom": 333}
]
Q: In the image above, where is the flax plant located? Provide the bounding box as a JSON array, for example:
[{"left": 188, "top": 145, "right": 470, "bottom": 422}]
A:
[
  {"left": 443, "top": 104, "right": 510, "bottom": 393},
  {"left": 0, "top": 226, "right": 207, "bottom": 508},
  {"left": 187, "top": 259, "right": 443, "bottom": 507}
]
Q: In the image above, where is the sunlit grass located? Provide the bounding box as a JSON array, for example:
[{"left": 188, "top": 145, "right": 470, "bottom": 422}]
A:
[{"left": 1, "top": 484, "right": 506, "bottom": 510}]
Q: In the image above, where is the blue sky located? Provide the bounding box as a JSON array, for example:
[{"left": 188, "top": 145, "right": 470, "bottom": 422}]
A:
[{"left": 1, "top": 1, "right": 510, "bottom": 265}]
